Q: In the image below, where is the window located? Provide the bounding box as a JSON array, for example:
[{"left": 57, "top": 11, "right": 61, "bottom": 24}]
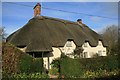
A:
[
  {"left": 84, "top": 42, "right": 87, "bottom": 47},
  {"left": 66, "top": 41, "right": 72, "bottom": 47},
  {"left": 98, "top": 50, "right": 102, "bottom": 56}
]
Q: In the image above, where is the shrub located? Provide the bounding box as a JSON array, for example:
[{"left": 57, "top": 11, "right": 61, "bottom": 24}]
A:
[
  {"left": 60, "top": 57, "right": 84, "bottom": 78},
  {"left": 49, "top": 67, "right": 58, "bottom": 75},
  {"left": 30, "top": 58, "right": 43, "bottom": 73},
  {"left": 51, "top": 58, "right": 60, "bottom": 68},
  {"left": 19, "top": 53, "right": 33, "bottom": 73},
  {"left": 2, "top": 42, "right": 23, "bottom": 74},
  {"left": 60, "top": 55, "right": 119, "bottom": 78},
  {"left": 13, "top": 73, "right": 49, "bottom": 78}
]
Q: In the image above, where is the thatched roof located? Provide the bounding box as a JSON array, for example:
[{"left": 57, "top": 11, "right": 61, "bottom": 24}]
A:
[{"left": 7, "top": 16, "right": 108, "bottom": 52}]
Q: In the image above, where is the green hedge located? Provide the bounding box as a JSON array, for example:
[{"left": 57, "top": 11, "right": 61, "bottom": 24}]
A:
[
  {"left": 2, "top": 73, "right": 49, "bottom": 79},
  {"left": 60, "top": 57, "right": 84, "bottom": 78},
  {"left": 30, "top": 58, "right": 43, "bottom": 73},
  {"left": 19, "top": 53, "right": 33, "bottom": 73},
  {"left": 80, "top": 55, "right": 118, "bottom": 71},
  {"left": 60, "top": 55, "right": 119, "bottom": 78},
  {"left": 19, "top": 55, "right": 43, "bottom": 74}
]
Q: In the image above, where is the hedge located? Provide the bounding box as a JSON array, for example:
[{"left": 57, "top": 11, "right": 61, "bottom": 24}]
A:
[
  {"left": 30, "top": 58, "right": 43, "bottom": 73},
  {"left": 79, "top": 55, "right": 118, "bottom": 71},
  {"left": 2, "top": 42, "right": 44, "bottom": 75},
  {"left": 19, "top": 53, "right": 33, "bottom": 73},
  {"left": 19, "top": 54, "right": 44, "bottom": 74},
  {"left": 60, "top": 55, "right": 119, "bottom": 78},
  {"left": 60, "top": 57, "right": 84, "bottom": 78},
  {"left": 2, "top": 42, "right": 23, "bottom": 74}
]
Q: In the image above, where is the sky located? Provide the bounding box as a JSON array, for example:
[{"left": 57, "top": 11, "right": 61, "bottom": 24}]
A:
[{"left": 1, "top": 2, "right": 119, "bottom": 36}]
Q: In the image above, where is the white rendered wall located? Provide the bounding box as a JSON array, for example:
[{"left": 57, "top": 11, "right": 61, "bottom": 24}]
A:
[
  {"left": 82, "top": 41, "right": 107, "bottom": 58},
  {"left": 43, "top": 47, "right": 62, "bottom": 69},
  {"left": 61, "top": 41, "right": 76, "bottom": 58}
]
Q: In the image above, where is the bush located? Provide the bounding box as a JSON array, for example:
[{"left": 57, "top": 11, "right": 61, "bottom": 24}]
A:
[
  {"left": 2, "top": 73, "right": 49, "bottom": 79},
  {"left": 51, "top": 58, "right": 60, "bottom": 68},
  {"left": 30, "top": 58, "right": 43, "bottom": 73},
  {"left": 13, "top": 73, "right": 49, "bottom": 78},
  {"left": 83, "top": 69, "right": 119, "bottom": 78},
  {"left": 2, "top": 42, "right": 23, "bottom": 74},
  {"left": 60, "top": 57, "right": 84, "bottom": 78},
  {"left": 80, "top": 55, "right": 118, "bottom": 71},
  {"left": 60, "top": 55, "right": 119, "bottom": 78},
  {"left": 49, "top": 67, "right": 58, "bottom": 75},
  {"left": 19, "top": 53, "right": 33, "bottom": 73}
]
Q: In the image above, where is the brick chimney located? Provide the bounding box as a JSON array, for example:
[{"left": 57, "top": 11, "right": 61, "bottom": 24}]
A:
[{"left": 33, "top": 3, "right": 41, "bottom": 17}]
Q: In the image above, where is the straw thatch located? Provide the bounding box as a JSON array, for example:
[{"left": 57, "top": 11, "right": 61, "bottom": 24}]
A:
[{"left": 7, "top": 16, "right": 108, "bottom": 52}]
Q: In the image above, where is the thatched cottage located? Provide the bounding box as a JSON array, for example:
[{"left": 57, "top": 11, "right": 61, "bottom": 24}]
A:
[{"left": 6, "top": 3, "right": 108, "bottom": 69}]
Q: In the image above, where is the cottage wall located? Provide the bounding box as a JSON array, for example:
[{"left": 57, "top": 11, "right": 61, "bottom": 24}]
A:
[
  {"left": 43, "top": 47, "right": 61, "bottom": 69},
  {"left": 82, "top": 41, "right": 107, "bottom": 58},
  {"left": 60, "top": 41, "right": 76, "bottom": 58}
]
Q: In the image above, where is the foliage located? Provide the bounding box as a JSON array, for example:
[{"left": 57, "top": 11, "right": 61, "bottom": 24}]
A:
[
  {"left": 51, "top": 58, "right": 60, "bottom": 68},
  {"left": 19, "top": 53, "right": 33, "bottom": 73},
  {"left": 49, "top": 68, "right": 59, "bottom": 75},
  {"left": 60, "top": 57, "right": 84, "bottom": 78},
  {"left": 101, "top": 25, "right": 118, "bottom": 55},
  {"left": 2, "top": 42, "right": 44, "bottom": 75},
  {"left": 80, "top": 55, "right": 118, "bottom": 71},
  {"left": 74, "top": 47, "right": 84, "bottom": 58},
  {"left": 30, "top": 58, "right": 43, "bottom": 73},
  {"left": 83, "top": 69, "right": 119, "bottom": 78},
  {"left": 2, "top": 42, "right": 23, "bottom": 74},
  {"left": 2, "top": 73, "right": 49, "bottom": 79},
  {"left": 60, "top": 55, "right": 119, "bottom": 78},
  {"left": 60, "top": 53, "right": 68, "bottom": 58},
  {"left": 13, "top": 73, "right": 49, "bottom": 78}
]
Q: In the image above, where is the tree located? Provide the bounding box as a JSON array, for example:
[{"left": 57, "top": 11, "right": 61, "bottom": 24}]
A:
[
  {"left": 74, "top": 47, "right": 84, "bottom": 58},
  {"left": 0, "top": 26, "right": 8, "bottom": 42},
  {"left": 101, "top": 25, "right": 118, "bottom": 55}
]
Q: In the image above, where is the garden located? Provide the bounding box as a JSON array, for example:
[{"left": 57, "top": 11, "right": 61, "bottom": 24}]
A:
[{"left": 2, "top": 42, "right": 120, "bottom": 79}]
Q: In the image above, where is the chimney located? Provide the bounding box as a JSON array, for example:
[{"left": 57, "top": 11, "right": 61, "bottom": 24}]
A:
[
  {"left": 77, "top": 19, "right": 82, "bottom": 24},
  {"left": 33, "top": 3, "right": 41, "bottom": 17}
]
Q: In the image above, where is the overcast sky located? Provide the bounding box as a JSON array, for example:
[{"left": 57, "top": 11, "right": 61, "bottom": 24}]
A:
[{"left": 2, "top": 2, "right": 118, "bottom": 35}]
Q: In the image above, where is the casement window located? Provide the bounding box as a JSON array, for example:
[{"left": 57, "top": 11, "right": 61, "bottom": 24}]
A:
[{"left": 66, "top": 41, "right": 72, "bottom": 47}]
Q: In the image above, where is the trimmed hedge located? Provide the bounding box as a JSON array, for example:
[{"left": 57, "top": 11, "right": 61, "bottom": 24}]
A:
[
  {"left": 60, "top": 57, "right": 84, "bottom": 78},
  {"left": 19, "top": 53, "right": 33, "bottom": 73},
  {"left": 2, "top": 42, "right": 24, "bottom": 74},
  {"left": 30, "top": 58, "right": 43, "bottom": 73},
  {"left": 80, "top": 55, "right": 118, "bottom": 71},
  {"left": 18, "top": 53, "right": 44, "bottom": 74},
  {"left": 2, "top": 42, "right": 44, "bottom": 75},
  {"left": 60, "top": 55, "right": 119, "bottom": 78}
]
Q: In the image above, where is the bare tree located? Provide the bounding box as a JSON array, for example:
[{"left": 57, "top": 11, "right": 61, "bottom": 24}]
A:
[
  {"left": 101, "top": 25, "right": 118, "bottom": 55},
  {"left": 0, "top": 27, "right": 8, "bottom": 42}
]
